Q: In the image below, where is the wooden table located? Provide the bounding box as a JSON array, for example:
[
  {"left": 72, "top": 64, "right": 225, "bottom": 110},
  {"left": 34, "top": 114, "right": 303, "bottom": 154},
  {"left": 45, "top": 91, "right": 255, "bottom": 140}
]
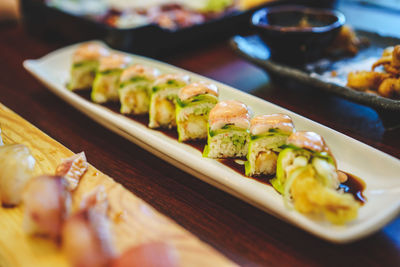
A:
[{"left": 0, "top": 3, "right": 399, "bottom": 266}]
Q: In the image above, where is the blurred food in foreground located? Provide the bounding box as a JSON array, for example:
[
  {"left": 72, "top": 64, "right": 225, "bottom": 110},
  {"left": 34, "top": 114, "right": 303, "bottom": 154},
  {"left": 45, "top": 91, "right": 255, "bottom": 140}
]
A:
[
  {"left": 112, "top": 242, "right": 178, "bottom": 267},
  {"left": 347, "top": 45, "right": 400, "bottom": 98},
  {"left": 0, "top": 144, "right": 36, "bottom": 206}
]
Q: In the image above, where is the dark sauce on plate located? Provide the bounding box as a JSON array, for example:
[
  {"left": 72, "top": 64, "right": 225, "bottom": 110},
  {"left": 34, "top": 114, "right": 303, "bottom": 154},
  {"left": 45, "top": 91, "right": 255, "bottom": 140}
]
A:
[
  {"left": 158, "top": 128, "right": 178, "bottom": 140},
  {"left": 157, "top": 128, "right": 205, "bottom": 151},
  {"left": 218, "top": 158, "right": 273, "bottom": 186},
  {"left": 339, "top": 172, "right": 366, "bottom": 205},
  {"left": 74, "top": 91, "right": 366, "bottom": 203},
  {"left": 184, "top": 140, "right": 206, "bottom": 152}
]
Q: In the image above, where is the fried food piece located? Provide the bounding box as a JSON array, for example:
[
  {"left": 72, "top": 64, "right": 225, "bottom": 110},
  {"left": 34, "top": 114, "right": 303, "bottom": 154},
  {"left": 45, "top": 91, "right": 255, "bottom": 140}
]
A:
[
  {"left": 290, "top": 166, "right": 360, "bottom": 225},
  {"left": 378, "top": 78, "right": 400, "bottom": 98},
  {"left": 392, "top": 45, "right": 400, "bottom": 67},
  {"left": 371, "top": 58, "right": 391, "bottom": 71},
  {"left": 382, "top": 46, "right": 394, "bottom": 57},
  {"left": 328, "top": 25, "right": 361, "bottom": 56},
  {"left": 383, "top": 64, "right": 400, "bottom": 76},
  {"left": 273, "top": 131, "right": 360, "bottom": 224},
  {"left": 372, "top": 45, "right": 400, "bottom": 72},
  {"left": 347, "top": 71, "right": 389, "bottom": 91},
  {"left": 349, "top": 45, "right": 400, "bottom": 99}
]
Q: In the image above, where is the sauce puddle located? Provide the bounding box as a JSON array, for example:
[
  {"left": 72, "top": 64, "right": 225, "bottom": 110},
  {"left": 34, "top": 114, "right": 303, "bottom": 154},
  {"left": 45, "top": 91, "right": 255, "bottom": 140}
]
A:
[
  {"left": 218, "top": 158, "right": 273, "bottom": 186},
  {"left": 339, "top": 172, "right": 366, "bottom": 205},
  {"left": 74, "top": 91, "right": 366, "bottom": 203}
]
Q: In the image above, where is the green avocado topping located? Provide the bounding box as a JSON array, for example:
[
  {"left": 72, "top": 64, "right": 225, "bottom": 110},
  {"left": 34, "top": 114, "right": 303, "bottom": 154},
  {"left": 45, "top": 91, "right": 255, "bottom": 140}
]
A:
[
  {"left": 250, "top": 128, "right": 290, "bottom": 140},
  {"left": 209, "top": 124, "right": 248, "bottom": 137},
  {"left": 177, "top": 94, "right": 218, "bottom": 108}
]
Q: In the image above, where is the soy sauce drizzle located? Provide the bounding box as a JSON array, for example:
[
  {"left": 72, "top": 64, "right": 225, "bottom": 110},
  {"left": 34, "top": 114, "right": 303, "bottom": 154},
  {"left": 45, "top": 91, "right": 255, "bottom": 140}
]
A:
[
  {"left": 339, "top": 172, "right": 366, "bottom": 205},
  {"left": 184, "top": 140, "right": 205, "bottom": 152},
  {"left": 74, "top": 91, "right": 366, "bottom": 203},
  {"left": 159, "top": 128, "right": 178, "bottom": 140},
  {"left": 218, "top": 158, "right": 273, "bottom": 186}
]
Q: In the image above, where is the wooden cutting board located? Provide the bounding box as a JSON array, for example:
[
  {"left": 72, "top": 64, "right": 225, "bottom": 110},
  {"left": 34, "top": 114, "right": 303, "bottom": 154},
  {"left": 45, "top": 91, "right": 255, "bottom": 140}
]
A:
[{"left": 0, "top": 103, "right": 235, "bottom": 267}]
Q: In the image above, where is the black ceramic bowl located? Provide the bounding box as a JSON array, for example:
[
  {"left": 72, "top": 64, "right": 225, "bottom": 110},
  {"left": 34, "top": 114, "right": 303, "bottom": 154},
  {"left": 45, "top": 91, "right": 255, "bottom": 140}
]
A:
[{"left": 251, "top": 5, "right": 345, "bottom": 64}]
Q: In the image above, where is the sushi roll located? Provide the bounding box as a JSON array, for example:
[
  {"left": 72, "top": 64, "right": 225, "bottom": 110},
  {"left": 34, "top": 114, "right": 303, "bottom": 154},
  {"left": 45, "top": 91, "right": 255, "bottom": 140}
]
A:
[
  {"left": 176, "top": 82, "right": 219, "bottom": 141},
  {"left": 148, "top": 74, "right": 190, "bottom": 129},
  {"left": 272, "top": 131, "right": 359, "bottom": 224},
  {"left": 0, "top": 144, "right": 36, "bottom": 206},
  {"left": 63, "top": 187, "right": 115, "bottom": 267},
  {"left": 92, "top": 53, "right": 131, "bottom": 103},
  {"left": 119, "top": 64, "right": 160, "bottom": 115},
  {"left": 23, "top": 175, "right": 71, "bottom": 239},
  {"left": 69, "top": 43, "right": 109, "bottom": 91},
  {"left": 203, "top": 100, "right": 252, "bottom": 158},
  {"left": 271, "top": 131, "right": 337, "bottom": 193},
  {"left": 245, "top": 114, "right": 295, "bottom": 177}
]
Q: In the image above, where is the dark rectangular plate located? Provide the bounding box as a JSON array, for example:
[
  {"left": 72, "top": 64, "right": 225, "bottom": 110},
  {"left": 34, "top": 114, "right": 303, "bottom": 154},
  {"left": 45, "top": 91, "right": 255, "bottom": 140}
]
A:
[
  {"left": 230, "top": 31, "right": 400, "bottom": 112},
  {"left": 20, "top": 0, "right": 333, "bottom": 57}
]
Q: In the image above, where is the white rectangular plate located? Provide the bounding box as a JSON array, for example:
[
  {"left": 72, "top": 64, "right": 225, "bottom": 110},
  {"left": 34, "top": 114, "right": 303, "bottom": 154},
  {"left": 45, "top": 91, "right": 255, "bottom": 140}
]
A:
[{"left": 24, "top": 41, "right": 400, "bottom": 243}]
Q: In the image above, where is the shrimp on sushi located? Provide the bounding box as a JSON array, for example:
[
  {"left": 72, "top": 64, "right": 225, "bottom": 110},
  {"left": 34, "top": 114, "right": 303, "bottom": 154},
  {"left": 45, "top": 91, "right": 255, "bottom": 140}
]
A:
[
  {"left": 203, "top": 100, "right": 252, "bottom": 158},
  {"left": 92, "top": 53, "right": 131, "bottom": 103},
  {"left": 119, "top": 64, "right": 160, "bottom": 115},
  {"left": 69, "top": 43, "right": 109, "bottom": 91},
  {"left": 245, "top": 114, "right": 295, "bottom": 177},
  {"left": 176, "top": 82, "right": 219, "bottom": 141},
  {"left": 148, "top": 74, "right": 190, "bottom": 129}
]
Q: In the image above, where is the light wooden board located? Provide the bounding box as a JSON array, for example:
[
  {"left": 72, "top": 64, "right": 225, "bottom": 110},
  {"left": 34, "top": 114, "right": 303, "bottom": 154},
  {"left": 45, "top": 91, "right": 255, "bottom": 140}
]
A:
[{"left": 0, "top": 103, "right": 235, "bottom": 267}]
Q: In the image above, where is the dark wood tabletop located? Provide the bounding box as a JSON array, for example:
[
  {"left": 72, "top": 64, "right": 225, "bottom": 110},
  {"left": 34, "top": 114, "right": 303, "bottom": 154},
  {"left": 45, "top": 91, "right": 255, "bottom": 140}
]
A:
[{"left": 0, "top": 2, "right": 399, "bottom": 266}]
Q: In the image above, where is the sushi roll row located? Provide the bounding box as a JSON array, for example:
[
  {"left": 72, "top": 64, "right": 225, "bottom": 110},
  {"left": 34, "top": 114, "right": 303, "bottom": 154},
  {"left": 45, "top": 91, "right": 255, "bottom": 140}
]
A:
[
  {"left": 203, "top": 101, "right": 359, "bottom": 223},
  {"left": 69, "top": 43, "right": 219, "bottom": 142},
  {"left": 69, "top": 44, "right": 360, "bottom": 224}
]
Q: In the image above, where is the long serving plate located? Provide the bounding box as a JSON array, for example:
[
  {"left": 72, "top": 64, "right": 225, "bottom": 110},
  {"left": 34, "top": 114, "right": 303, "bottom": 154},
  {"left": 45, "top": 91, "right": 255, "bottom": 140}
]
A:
[
  {"left": 24, "top": 41, "right": 400, "bottom": 243},
  {"left": 230, "top": 30, "right": 400, "bottom": 112}
]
